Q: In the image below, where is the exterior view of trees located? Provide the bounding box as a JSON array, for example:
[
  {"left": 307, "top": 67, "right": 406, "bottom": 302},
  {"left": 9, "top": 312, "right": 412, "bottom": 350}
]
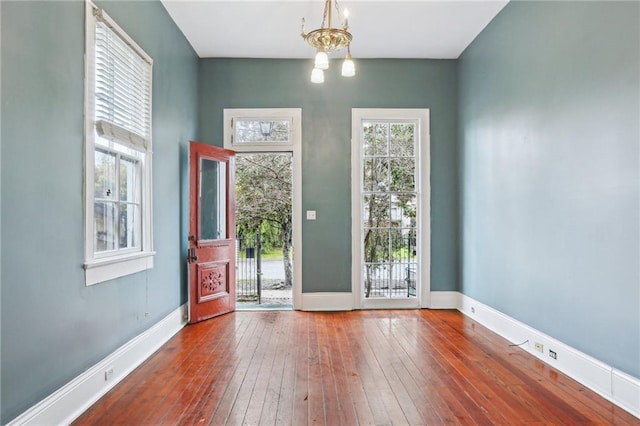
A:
[
  {"left": 235, "top": 153, "right": 293, "bottom": 287},
  {"left": 362, "top": 121, "right": 418, "bottom": 298}
]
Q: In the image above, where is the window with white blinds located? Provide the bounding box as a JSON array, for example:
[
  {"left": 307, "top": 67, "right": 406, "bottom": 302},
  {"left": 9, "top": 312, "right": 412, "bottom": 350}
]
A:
[
  {"left": 94, "top": 12, "right": 151, "bottom": 149},
  {"left": 84, "top": 4, "right": 155, "bottom": 286}
]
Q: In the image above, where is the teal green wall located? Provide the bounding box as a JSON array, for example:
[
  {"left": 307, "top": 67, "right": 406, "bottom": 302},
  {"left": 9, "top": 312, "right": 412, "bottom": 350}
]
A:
[
  {"left": 458, "top": 1, "right": 639, "bottom": 377},
  {"left": 198, "top": 59, "right": 459, "bottom": 293},
  {"left": 3, "top": 0, "right": 638, "bottom": 422},
  {"left": 0, "top": 1, "right": 198, "bottom": 422}
]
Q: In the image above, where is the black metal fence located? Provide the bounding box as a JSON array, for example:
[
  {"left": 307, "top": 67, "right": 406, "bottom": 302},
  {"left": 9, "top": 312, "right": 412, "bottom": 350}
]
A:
[
  {"left": 236, "top": 233, "right": 262, "bottom": 303},
  {"left": 364, "top": 232, "right": 417, "bottom": 299}
]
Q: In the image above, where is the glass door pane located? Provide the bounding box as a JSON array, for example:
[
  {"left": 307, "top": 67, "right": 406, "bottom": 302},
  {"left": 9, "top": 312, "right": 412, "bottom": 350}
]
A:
[
  {"left": 361, "top": 121, "right": 419, "bottom": 300},
  {"left": 199, "top": 158, "right": 227, "bottom": 240}
]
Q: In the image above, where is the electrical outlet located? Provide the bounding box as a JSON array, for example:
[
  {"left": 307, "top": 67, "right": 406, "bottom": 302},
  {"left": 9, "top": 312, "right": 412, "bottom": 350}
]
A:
[
  {"left": 471, "top": 307, "right": 476, "bottom": 314},
  {"left": 105, "top": 367, "right": 114, "bottom": 381},
  {"left": 549, "top": 349, "right": 557, "bottom": 360},
  {"left": 534, "top": 342, "right": 544, "bottom": 353}
]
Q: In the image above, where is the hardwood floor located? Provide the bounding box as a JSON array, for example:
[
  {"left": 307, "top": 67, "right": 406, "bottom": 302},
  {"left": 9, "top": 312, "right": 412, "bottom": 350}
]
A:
[{"left": 74, "top": 310, "right": 637, "bottom": 425}]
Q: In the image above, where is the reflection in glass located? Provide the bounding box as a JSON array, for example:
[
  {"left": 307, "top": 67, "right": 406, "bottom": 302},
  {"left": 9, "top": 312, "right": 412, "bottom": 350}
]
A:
[
  {"left": 95, "top": 201, "right": 117, "bottom": 252},
  {"left": 119, "top": 203, "right": 139, "bottom": 249},
  {"left": 120, "top": 157, "right": 137, "bottom": 202},
  {"left": 95, "top": 149, "right": 116, "bottom": 199},
  {"left": 200, "top": 158, "right": 227, "bottom": 240},
  {"left": 235, "top": 119, "right": 290, "bottom": 143}
]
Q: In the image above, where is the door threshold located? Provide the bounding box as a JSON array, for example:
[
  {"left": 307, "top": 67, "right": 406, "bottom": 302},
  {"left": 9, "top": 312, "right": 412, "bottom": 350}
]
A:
[{"left": 237, "top": 303, "right": 293, "bottom": 311}]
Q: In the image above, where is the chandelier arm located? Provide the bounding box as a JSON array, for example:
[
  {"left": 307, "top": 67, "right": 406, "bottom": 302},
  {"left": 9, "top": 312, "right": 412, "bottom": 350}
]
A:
[{"left": 322, "top": 0, "right": 329, "bottom": 29}]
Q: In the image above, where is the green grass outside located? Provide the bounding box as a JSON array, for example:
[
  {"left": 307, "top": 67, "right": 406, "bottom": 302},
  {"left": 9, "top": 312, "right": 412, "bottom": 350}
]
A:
[{"left": 237, "top": 247, "right": 283, "bottom": 260}]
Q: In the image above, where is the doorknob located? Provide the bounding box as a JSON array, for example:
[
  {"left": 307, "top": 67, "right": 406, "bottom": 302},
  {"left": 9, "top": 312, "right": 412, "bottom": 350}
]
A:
[{"left": 187, "top": 247, "right": 198, "bottom": 263}]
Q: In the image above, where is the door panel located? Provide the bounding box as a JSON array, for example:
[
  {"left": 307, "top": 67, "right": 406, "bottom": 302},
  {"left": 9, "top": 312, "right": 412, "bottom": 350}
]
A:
[{"left": 188, "top": 141, "right": 236, "bottom": 323}]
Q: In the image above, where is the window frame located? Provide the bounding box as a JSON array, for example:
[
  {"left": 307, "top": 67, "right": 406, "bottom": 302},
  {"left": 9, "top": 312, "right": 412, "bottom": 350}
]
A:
[
  {"left": 93, "top": 146, "right": 142, "bottom": 257},
  {"left": 224, "top": 108, "right": 298, "bottom": 149},
  {"left": 351, "top": 109, "right": 431, "bottom": 309},
  {"left": 83, "top": 2, "right": 154, "bottom": 286},
  {"left": 223, "top": 108, "right": 303, "bottom": 310}
]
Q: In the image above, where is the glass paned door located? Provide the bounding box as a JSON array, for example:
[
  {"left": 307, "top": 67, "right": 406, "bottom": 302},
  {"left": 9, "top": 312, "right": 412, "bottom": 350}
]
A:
[
  {"left": 361, "top": 121, "right": 419, "bottom": 303},
  {"left": 188, "top": 141, "right": 236, "bottom": 323}
]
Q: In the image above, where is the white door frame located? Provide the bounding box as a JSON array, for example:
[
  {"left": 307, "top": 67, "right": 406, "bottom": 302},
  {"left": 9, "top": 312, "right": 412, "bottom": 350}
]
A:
[
  {"left": 351, "top": 108, "right": 431, "bottom": 309},
  {"left": 223, "top": 108, "right": 302, "bottom": 310}
]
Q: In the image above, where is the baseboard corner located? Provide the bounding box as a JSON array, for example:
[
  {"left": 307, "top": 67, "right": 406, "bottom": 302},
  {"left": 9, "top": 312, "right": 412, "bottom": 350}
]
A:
[
  {"left": 429, "top": 291, "right": 460, "bottom": 309},
  {"left": 7, "top": 304, "right": 187, "bottom": 426},
  {"left": 301, "top": 292, "right": 354, "bottom": 311},
  {"left": 457, "top": 294, "right": 639, "bottom": 419}
]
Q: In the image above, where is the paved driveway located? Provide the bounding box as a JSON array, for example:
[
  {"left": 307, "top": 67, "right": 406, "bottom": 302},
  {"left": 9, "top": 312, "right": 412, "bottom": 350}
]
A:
[{"left": 261, "top": 259, "right": 285, "bottom": 280}]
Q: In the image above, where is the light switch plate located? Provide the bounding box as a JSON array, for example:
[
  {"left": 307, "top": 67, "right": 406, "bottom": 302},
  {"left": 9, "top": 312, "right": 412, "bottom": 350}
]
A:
[{"left": 306, "top": 210, "right": 316, "bottom": 220}]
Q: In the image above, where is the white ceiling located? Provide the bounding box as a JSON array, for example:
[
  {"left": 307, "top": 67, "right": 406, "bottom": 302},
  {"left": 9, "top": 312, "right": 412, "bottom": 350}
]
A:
[{"left": 161, "top": 0, "right": 509, "bottom": 59}]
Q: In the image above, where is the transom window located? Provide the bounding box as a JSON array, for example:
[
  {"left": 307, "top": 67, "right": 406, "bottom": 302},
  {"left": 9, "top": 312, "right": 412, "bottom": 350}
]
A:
[
  {"left": 233, "top": 118, "right": 291, "bottom": 144},
  {"left": 84, "top": 4, "right": 154, "bottom": 285},
  {"left": 225, "top": 109, "right": 297, "bottom": 148}
]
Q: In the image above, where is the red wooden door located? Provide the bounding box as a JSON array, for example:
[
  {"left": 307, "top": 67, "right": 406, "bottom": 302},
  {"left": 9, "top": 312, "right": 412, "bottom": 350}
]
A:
[{"left": 188, "top": 141, "right": 236, "bottom": 323}]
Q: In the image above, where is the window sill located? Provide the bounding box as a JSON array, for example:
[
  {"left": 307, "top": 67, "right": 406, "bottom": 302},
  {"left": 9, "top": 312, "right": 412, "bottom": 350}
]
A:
[{"left": 84, "top": 251, "right": 156, "bottom": 286}]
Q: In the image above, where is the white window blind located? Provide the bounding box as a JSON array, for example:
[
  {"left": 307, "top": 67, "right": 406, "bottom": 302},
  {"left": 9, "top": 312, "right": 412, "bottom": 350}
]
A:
[
  {"left": 94, "top": 10, "right": 152, "bottom": 146},
  {"left": 96, "top": 119, "right": 147, "bottom": 152}
]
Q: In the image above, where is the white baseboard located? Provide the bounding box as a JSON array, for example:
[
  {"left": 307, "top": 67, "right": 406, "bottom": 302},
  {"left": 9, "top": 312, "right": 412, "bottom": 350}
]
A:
[
  {"left": 301, "top": 292, "right": 354, "bottom": 311},
  {"left": 8, "top": 304, "right": 188, "bottom": 426},
  {"left": 299, "top": 291, "right": 459, "bottom": 311},
  {"left": 613, "top": 369, "right": 640, "bottom": 417},
  {"left": 9, "top": 295, "right": 638, "bottom": 422},
  {"left": 458, "top": 293, "right": 640, "bottom": 419},
  {"left": 429, "top": 291, "right": 460, "bottom": 309}
]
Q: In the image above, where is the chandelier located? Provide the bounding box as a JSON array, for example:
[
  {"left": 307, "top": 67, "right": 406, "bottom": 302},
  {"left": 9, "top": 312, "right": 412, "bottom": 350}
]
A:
[{"left": 301, "top": 0, "right": 355, "bottom": 83}]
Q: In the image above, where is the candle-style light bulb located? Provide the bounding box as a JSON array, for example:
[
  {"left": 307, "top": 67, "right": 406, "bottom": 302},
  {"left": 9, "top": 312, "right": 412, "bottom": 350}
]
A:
[{"left": 343, "top": 8, "right": 349, "bottom": 29}]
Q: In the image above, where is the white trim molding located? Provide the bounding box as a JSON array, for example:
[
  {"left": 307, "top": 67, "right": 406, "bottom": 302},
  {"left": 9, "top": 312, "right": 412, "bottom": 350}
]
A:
[
  {"left": 302, "top": 292, "right": 354, "bottom": 311},
  {"left": 83, "top": 0, "right": 155, "bottom": 286},
  {"left": 458, "top": 293, "right": 640, "bottom": 419},
  {"left": 299, "top": 291, "right": 459, "bottom": 311},
  {"left": 223, "top": 108, "right": 303, "bottom": 310},
  {"left": 351, "top": 108, "right": 431, "bottom": 310},
  {"left": 429, "top": 291, "right": 460, "bottom": 309},
  {"left": 8, "top": 305, "right": 187, "bottom": 426},
  {"left": 84, "top": 251, "right": 155, "bottom": 285}
]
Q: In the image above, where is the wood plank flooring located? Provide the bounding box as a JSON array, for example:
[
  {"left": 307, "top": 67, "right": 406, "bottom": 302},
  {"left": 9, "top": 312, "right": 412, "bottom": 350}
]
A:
[{"left": 74, "top": 310, "right": 638, "bottom": 425}]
